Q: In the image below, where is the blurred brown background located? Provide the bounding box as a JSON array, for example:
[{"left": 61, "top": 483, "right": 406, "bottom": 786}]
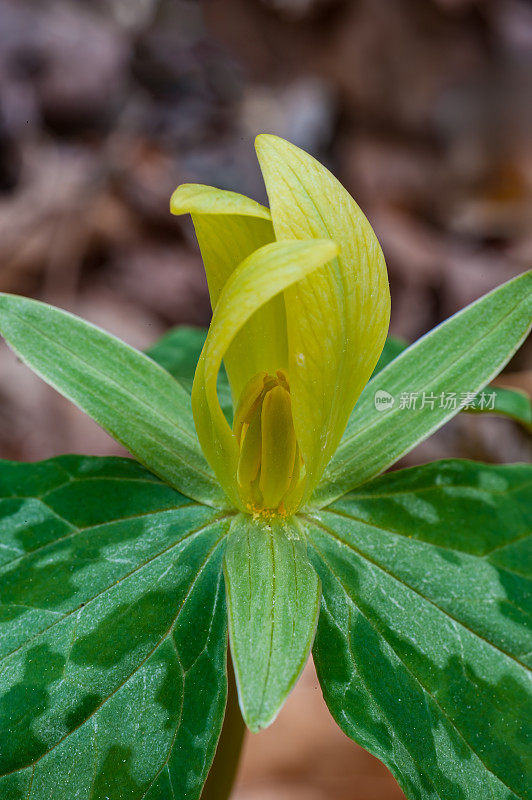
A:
[{"left": 0, "top": 0, "right": 531, "bottom": 797}]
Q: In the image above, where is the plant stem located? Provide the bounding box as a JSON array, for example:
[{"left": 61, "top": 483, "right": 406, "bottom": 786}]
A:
[{"left": 201, "top": 656, "right": 246, "bottom": 800}]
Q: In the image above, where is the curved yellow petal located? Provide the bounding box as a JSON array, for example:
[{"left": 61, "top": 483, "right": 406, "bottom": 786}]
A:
[
  {"left": 192, "top": 238, "right": 339, "bottom": 508},
  {"left": 170, "top": 183, "right": 287, "bottom": 401},
  {"left": 170, "top": 183, "right": 272, "bottom": 225},
  {"left": 255, "top": 135, "right": 390, "bottom": 502}
]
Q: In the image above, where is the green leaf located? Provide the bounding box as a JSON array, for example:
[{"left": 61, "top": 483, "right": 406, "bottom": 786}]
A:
[
  {"left": 0, "top": 455, "right": 231, "bottom": 800},
  {"left": 314, "top": 270, "right": 532, "bottom": 507},
  {"left": 224, "top": 514, "right": 320, "bottom": 732},
  {"left": 371, "top": 336, "right": 532, "bottom": 429},
  {"left": 145, "top": 325, "right": 233, "bottom": 423},
  {"left": 145, "top": 325, "right": 207, "bottom": 388},
  {"left": 304, "top": 459, "right": 532, "bottom": 800},
  {"left": 466, "top": 385, "right": 532, "bottom": 430},
  {"left": 0, "top": 294, "right": 226, "bottom": 508}
]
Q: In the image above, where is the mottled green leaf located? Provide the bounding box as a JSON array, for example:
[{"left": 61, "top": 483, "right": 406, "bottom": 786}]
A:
[
  {"left": 0, "top": 294, "right": 226, "bottom": 507},
  {"left": 0, "top": 455, "right": 231, "bottom": 800},
  {"left": 304, "top": 459, "right": 532, "bottom": 800},
  {"left": 314, "top": 270, "right": 532, "bottom": 507},
  {"left": 224, "top": 514, "right": 320, "bottom": 732}
]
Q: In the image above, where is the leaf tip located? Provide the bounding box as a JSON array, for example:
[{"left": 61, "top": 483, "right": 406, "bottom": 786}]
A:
[{"left": 242, "top": 704, "right": 279, "bottom": 734}]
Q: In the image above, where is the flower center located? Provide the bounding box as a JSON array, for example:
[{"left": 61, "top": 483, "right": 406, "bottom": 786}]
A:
[{"left": 233, "top": 370, "right": 305, "bottom": 515}]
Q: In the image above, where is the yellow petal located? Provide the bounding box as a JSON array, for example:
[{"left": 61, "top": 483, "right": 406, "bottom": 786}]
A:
[
  {"left": 170, "top": 183, "right": 287, "bottom": 401},
  {"left": 191, "top": 238, "right": 339, "bottom": 508},
  {"left": 255, "top": 135, "right": 390, "bottom": 502}
]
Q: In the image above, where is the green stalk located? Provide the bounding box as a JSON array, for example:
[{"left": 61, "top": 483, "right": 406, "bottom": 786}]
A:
[{"left": 201, "top": 657, "right": 246, "bottom": 800}]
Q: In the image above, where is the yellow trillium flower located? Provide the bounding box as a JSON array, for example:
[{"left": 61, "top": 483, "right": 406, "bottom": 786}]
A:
[{"left": 170, "top": 135, "right": 390, "bottom": 516}]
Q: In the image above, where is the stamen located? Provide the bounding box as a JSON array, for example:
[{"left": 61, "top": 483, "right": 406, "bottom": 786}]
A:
[
  {"left": 260, "top": 384, "right": 297, "bottom": 509},
  {"left": 233, "top": 370, "right": 304, "bottom": 514}
]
